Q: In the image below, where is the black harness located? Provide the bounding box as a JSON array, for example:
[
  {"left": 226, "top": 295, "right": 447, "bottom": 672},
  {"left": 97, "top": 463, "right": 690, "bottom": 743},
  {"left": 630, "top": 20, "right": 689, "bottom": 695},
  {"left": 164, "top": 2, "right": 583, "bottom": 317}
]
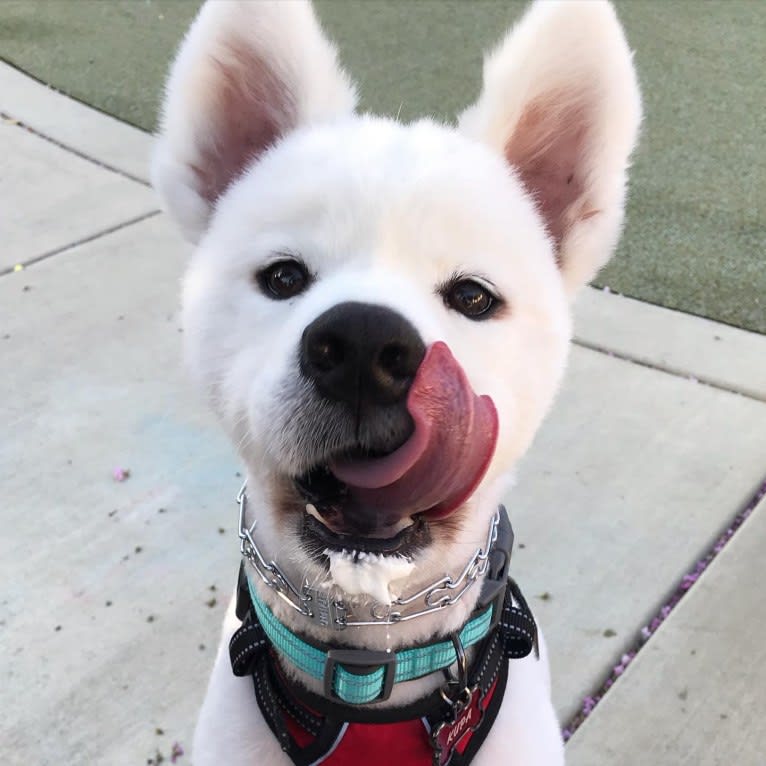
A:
[{"left": 229, "top": 507, "right": 538, "bottom": 766}]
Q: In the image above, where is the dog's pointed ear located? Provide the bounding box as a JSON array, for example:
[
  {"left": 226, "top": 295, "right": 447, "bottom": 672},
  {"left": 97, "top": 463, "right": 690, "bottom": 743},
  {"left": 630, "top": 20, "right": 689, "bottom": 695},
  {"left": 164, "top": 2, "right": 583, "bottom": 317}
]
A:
[
  {"left": 152, "top": 0, "right": 357, "bottom": 243},
  {"left": 459, "top": 0, "right": 641, "bottom": 296}
]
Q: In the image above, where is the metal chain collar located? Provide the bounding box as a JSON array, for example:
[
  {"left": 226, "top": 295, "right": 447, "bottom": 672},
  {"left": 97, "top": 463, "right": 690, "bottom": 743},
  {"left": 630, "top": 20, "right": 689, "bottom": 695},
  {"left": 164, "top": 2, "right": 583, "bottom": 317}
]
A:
[{"left": 237, "top": 483, "right": 499, "bottom": 631}]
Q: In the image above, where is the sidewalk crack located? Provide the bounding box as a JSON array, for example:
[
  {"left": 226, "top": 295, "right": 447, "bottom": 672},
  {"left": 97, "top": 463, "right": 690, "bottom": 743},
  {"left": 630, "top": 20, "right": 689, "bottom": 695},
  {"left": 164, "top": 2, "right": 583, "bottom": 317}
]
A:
[
  {"left": 2, "top": 111, "right": 150, "bottom": 186},
  {"left": 0, "top": 210, "right": 161, "bottom": 276},
  {"left": 573, "top": 338, "right": 766, "bottom": 403}
]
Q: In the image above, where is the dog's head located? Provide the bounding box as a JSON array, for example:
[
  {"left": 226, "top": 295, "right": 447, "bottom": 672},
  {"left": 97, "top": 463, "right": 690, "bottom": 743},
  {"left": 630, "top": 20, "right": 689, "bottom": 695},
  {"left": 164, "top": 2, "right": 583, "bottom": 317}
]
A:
[{"left": 153, "top": 0, "right": 640, "bottom": 631}]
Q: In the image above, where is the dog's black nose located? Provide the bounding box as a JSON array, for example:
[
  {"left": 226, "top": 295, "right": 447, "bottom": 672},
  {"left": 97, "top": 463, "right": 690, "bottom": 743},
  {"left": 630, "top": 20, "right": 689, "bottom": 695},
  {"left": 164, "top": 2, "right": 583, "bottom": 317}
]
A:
[{"left": 300, "top": 302, "right": 426, "bottom": 407}]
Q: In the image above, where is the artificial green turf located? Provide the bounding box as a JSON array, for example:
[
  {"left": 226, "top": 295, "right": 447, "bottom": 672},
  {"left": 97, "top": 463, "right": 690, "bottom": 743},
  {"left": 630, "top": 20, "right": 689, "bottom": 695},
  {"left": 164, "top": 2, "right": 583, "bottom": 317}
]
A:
[{"left": 1, "top": 0, "right": 763, "bottom": 333}]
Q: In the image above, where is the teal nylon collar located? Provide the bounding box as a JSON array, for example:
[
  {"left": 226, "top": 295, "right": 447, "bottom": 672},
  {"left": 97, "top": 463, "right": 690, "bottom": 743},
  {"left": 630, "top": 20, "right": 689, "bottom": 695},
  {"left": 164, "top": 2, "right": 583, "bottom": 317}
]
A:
[{"left": 247, "top": 575, "right": 495, "bottom": 705}]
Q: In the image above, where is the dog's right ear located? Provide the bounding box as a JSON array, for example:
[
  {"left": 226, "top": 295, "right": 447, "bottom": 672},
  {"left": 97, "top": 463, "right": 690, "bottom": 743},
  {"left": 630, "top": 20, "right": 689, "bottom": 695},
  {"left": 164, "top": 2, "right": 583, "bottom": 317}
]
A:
[{"left": 151, "top": 0, "right": 357, "bottom": 243}]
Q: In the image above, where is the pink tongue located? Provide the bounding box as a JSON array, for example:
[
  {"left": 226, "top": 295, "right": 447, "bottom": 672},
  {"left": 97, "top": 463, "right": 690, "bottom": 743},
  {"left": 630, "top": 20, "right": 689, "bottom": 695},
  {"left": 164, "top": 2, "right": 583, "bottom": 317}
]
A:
[{"left": 329, "top": 341, "right": 498, "bottom": 522}]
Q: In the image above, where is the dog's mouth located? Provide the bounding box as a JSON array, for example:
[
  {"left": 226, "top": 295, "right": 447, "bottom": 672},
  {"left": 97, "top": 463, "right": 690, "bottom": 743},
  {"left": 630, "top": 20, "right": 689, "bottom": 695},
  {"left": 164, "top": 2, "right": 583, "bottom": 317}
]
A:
[
  {"left": 293, "top": 342, "right": 499, "bottom": 558},
  {"left": 295, "top": 461, "right": 429, "bottom": 557}
]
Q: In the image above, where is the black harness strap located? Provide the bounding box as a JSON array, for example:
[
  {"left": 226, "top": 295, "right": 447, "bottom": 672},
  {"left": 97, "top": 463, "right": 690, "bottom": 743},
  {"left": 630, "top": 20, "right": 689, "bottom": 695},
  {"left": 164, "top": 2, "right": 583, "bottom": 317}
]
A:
[
  {"left": 252, "top": 651, "right": 343, "bottom": 766},
  {"left": 229, "top": 620, "right": 268, "bottom": 676},
  {"left": 446, "top": 637, "right": 509, "bottom": 766},
  {"left": 501, "top": 578, "right": 539, "bottom": 659}
]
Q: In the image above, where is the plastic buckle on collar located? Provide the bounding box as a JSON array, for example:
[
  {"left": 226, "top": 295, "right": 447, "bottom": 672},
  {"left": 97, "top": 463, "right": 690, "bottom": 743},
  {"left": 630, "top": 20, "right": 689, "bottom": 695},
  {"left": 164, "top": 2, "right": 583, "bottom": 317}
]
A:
[{"left": 323, "top": 648, "right": 397, "bottom": 703}]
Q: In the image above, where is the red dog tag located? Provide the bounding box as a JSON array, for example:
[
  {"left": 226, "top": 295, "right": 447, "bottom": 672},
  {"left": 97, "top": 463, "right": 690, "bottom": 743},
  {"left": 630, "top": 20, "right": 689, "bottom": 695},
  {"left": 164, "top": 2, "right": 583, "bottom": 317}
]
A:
[{"left": 430, "top": 687, "right": 484, "bottom": 766}]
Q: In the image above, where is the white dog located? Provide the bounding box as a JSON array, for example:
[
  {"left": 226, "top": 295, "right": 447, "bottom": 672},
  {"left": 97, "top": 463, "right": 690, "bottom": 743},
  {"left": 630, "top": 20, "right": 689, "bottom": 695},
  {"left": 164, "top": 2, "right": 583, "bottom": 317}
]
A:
[{"left": 152, "top": 1, "right": 641, "bottom": 764}]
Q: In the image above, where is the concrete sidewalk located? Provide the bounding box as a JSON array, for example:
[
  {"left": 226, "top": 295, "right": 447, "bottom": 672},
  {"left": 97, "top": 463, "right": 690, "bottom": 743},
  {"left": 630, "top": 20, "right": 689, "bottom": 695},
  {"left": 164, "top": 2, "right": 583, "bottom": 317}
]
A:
[{"left": 2, "top": 64, "right": 765, "bottom": 766}]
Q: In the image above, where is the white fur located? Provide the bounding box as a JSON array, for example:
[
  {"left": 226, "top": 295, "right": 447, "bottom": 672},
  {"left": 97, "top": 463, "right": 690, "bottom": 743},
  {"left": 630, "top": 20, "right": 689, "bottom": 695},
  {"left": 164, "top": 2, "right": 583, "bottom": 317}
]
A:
[{"left": 152, "top": 1, "right": 641, "bottom": 764}]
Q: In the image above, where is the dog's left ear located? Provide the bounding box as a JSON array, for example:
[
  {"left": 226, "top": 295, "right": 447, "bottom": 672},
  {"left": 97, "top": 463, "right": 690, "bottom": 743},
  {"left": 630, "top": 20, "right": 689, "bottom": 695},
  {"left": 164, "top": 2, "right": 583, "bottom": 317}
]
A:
[
  {"left": 459, "top": 0, "right": 642, "bottom": 296},
  {"left": 152, "top": 0, "right": 357, "bottom": 243}
]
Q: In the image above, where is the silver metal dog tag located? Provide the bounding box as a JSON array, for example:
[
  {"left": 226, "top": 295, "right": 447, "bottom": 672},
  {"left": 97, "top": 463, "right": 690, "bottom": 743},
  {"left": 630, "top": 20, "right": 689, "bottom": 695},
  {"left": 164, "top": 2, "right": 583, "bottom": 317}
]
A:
[{"left": 303, "top": 586, "right": 346, "bottom": 630}]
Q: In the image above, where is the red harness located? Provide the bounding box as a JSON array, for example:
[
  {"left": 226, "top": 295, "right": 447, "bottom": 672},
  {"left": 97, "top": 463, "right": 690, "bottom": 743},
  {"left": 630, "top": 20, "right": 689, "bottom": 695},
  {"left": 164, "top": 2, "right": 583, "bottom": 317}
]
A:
[
  {"left": 282, "top": 675, "right": 502, "bottom": 766},
  {"left": 287, "top": 712, "right": 435, "bottom": 764}
]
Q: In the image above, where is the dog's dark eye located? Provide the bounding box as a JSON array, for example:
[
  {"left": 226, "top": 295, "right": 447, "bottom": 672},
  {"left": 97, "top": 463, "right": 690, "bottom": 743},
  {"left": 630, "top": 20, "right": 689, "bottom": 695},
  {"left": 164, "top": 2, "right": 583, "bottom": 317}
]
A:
[
  {"left": 444, "top": 279, "right": 499, "bottom": 320},
  {"left": 256, "top": 259, "right": 310, "bottom": 300}
]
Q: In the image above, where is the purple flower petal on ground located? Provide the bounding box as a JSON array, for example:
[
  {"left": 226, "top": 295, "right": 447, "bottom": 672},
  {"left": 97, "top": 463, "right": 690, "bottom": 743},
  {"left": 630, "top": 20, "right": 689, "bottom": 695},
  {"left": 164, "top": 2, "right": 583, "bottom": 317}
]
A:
[{"left": 112, "top": 466, "right": 131, "bottom": 482}]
